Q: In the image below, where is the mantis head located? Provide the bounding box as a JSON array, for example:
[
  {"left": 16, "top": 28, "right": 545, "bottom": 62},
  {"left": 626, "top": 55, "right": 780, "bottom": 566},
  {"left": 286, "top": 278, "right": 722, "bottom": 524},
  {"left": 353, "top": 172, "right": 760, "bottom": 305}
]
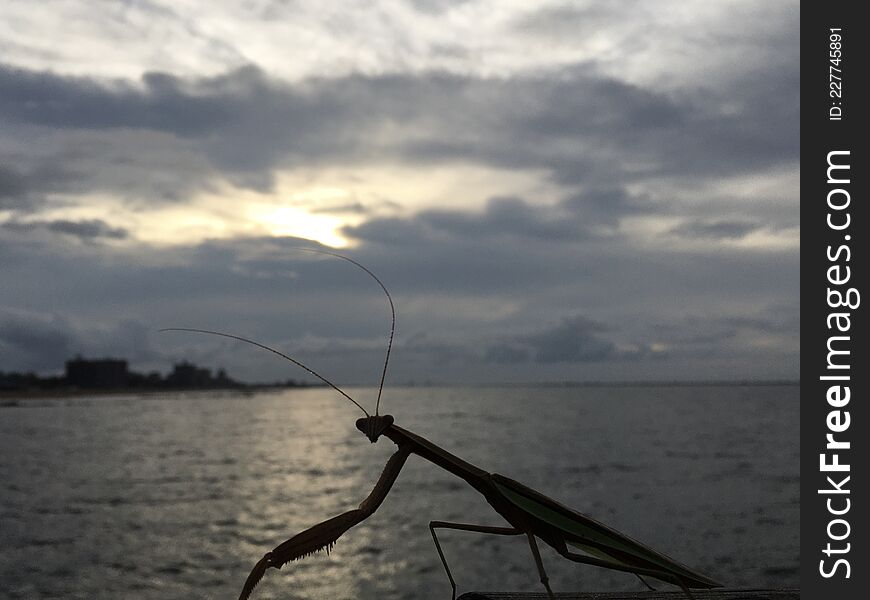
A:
[{"left": 356, "top": 415, "right": 394, "bottom": 443}]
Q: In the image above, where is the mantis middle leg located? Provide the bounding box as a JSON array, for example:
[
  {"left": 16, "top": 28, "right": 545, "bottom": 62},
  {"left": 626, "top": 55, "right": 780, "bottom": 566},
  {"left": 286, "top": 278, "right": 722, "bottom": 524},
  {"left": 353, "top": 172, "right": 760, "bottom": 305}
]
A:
[{"left": 428, "top": 521, "right": 522, "bottom": 600}]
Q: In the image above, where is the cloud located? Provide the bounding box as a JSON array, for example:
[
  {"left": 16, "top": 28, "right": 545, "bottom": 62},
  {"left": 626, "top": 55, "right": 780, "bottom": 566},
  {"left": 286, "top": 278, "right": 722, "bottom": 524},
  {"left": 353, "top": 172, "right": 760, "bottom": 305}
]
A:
[
  {"left": 0, "top": 65, "right": 231, "bottom": 134},
  {"left": 523, "top": 316, "right": 617, "bottom": 363},
  {"left": 0, "top": 307, "right": 75, "bottom": 370},
  {"left": 669, "top": 219, "right": 760, "bottom": 240},
  {"left": 425, "top": 196, "right": 572, "bottom": 240},
  {"left": 2, "top": 218, "right": 128, "bottom": 241},
  {"left": 0, "top": 1, "right": 798, "bottom": 95},
  {"left": 513, "top": 3, "right": 630, "bottom": 39},
  {"left": 346, "top": 188, "right": 653, "bottom": 246},
  {"left": 0, "top": 165, "right": 26, "bottom": 201},
  {"left": 0, "top": 226, "right": 800, "bottom": 382},
  {"left": 0, "top": 56, "right": 798, "bottom": 207},
  {"left": 0, "top": 306, "right": 163, "bottom": 373},
  {"left": 404, "top": 0, "right": 473, "bottom": 15},
  {"left": 310, "top": 202, "right": 372, "bottom": 215},
  {"left": 486, "top": 315, "right": 618, "bottom": 364},
  {"left": 484, "top": 342, "right": 530, "bottom": 364},
  {"left": 0, "top": 161, "right": 78, "bottom": 211}
]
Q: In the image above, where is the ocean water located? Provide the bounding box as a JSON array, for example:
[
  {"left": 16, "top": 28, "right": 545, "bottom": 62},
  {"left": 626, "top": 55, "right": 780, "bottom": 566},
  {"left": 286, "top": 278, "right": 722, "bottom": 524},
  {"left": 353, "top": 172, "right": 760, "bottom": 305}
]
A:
[{"left": 0, "top": 385, "right": 799, "bottom": 599}]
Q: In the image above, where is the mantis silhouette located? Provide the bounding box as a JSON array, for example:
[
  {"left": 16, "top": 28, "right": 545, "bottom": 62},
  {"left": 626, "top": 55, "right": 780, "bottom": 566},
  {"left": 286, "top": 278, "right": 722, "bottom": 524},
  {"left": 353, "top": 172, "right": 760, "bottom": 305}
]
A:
[{"left": 163, "top": 250, "right": 721, "bottom": 600}]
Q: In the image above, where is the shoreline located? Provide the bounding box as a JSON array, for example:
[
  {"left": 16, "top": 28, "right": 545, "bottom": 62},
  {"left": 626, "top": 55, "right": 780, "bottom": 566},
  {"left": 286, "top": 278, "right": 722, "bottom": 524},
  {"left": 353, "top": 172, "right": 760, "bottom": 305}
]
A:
[{"left": 0, "top": 384, "right": 319, "bottom": 401}]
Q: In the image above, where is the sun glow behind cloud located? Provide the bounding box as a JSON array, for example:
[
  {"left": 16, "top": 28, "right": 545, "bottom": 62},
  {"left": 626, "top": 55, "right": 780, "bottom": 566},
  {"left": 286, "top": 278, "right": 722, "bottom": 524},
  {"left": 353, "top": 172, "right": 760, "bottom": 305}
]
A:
[
  {"left": 13, "top": 163, "right": 563, "bottom": 249},
  {"left": 1, "top": 190, "right": 351, "bottom": 249},
  {"left": 135, "top": 186, "right": 360, "bottom": 248},
  {"left": 247, "top": 204, "right": 351, "bottom": 248}
]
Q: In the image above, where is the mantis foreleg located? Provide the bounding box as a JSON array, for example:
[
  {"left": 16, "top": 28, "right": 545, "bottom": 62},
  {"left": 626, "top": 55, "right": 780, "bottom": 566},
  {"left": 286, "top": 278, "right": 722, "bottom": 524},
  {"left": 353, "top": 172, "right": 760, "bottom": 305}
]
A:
[
  {"left": 428, "top": 521, "right": 522, "bottom": 600},
  {"left": 238, "top": 445, "right": 412, "bottom": 600}
]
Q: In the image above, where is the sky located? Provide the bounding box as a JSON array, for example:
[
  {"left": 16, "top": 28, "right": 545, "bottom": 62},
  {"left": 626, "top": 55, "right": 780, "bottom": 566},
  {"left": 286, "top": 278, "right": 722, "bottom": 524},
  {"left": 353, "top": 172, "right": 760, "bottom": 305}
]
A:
[{"left": 0, "top": 0, "right": 799, "bottom": 388}]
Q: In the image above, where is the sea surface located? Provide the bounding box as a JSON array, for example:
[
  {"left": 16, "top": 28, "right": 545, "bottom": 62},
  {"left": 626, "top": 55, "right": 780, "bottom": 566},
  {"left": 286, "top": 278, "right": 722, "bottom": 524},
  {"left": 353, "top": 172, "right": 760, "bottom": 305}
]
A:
[{"left": 0, "top": 385, "right": 799, "bottom": 599}]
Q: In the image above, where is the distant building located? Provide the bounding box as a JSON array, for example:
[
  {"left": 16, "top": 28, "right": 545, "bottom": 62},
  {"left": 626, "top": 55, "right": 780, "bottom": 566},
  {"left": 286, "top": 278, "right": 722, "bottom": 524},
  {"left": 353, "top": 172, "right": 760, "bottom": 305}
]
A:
[
  {"left": 2, "top": 357, "right": 272, "bottom": 394},
  {"left": 65, "top": 358, "right": 129, "bottom": 389},
  {"left": 165, "top": 361, "right": 213, "bottom": 387}
]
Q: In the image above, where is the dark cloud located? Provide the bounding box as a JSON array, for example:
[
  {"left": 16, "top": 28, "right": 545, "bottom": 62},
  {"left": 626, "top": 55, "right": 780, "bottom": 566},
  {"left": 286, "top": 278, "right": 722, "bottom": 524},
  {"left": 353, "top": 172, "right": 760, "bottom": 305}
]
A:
[
  {"left": 0, "top": 307, "right": 75, "bottom": 370},
  {"left": 0, "top": 56, "right": 798, "bottom": 202},
  {"left": 404, "top": 0, "right": 473, "bottom": 14},
  {"left": 401, "top": 331, "right": 478, "bottom": 366},
  {"left": 345, "top": 189, "right": 650, "bottom": 245},
  {"left": 484, "top": 342, "right": 530, "bottom": 364},
  {"left": 0, "top": 65, "right": 233, "bottom": 134},
  {"left": 643, "top": 307, "right": 800, "bottom": 363},
  {"left": 2, "top": 218, "right": 128, "bottom": 240},
  {"left": 560, "top": 187, "right": 653, "bottom": 225},
  {"left": 512, "top": 3, "right": 641, "bottom": 38},
  {"left": 669, "top": 219, "right": 759, "bottom": 240},
  {"left": 0, "top": 161, "right": 77, "bottom": 211},
  {"left": 0, "top": 226, "right": 799, "bottom": 382},
  {"left": 418, "top": 196, "right": 589, "bottom": 241},
  {"left": 523, "top": 315, "right": 617, "bottom": 363},
  {"left": 46, "top": 219, "right": 128, "bottom": 239},
  {"left": 485, "top": 316, "right": 618, "bottom": 365},
  {"left": 0, "top": 165, "right": 26, "bottom": 200},
  {"left": 0, "top": 306, "right": 163, "bottom": 373},
  {"left": 310, "top": 202, "right": 371, "bottom": 215}
]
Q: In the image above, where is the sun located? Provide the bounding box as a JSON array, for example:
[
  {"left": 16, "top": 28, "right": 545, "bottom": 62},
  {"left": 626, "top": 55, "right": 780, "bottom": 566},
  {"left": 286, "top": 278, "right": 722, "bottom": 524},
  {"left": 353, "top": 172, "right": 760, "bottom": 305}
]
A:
[{"left": 249, "top": 204, "right": 350, "bottom": 248}]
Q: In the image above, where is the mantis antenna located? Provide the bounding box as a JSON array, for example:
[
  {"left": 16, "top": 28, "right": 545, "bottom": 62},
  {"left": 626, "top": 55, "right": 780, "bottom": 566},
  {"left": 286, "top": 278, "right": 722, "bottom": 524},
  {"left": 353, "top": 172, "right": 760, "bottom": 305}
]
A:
[
  {"left": 290, "top": 248, "right": 395, "bottom": 417},
  {"left": 160, "top": 327, "right": 370, "bottom": 418},
  {"left": 161, "top": 247, "right": 396, "bottom": 417}
]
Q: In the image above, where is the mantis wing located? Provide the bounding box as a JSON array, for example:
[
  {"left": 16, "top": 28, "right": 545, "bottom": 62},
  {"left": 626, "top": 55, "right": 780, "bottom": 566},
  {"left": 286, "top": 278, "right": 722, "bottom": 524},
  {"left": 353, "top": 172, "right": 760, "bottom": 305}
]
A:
[{"left": 490, "top": 473, "right": 721, "bottom": 589}]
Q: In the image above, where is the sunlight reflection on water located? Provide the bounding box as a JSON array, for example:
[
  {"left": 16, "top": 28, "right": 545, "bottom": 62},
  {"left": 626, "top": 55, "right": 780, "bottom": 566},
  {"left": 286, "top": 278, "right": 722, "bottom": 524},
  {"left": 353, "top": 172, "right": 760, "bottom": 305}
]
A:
[{"left": 0, "top": 385, "right": 798, "bottom": 599}]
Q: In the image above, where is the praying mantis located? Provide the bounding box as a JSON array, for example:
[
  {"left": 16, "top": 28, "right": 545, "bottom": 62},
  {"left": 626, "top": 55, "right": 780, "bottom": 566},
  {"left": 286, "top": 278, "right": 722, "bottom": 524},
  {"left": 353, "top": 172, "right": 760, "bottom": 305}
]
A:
[{"left": 164, "top": 250, "right": 721, "bottom": 600}]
